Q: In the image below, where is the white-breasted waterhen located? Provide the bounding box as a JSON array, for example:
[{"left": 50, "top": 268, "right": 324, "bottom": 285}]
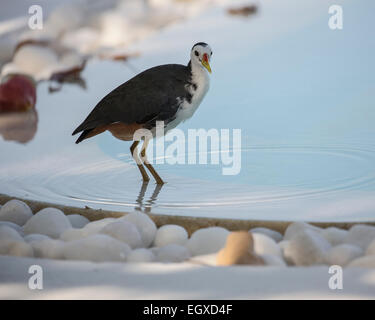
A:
[{"left": 72, "top": 42, "right": 212, "bottom": 184}]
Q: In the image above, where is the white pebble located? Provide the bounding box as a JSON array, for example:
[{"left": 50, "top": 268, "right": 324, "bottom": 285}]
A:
[
  {"left": 63, "top": 234, "right": 131, "bottom": 262},
  {"left": 31, "top": 239, "right": 65, "bottom": 259},
  {"left": 0, "top": 200, "right": 33, "bottom": 226},
  {"left": 261, "top": 254, "right": 287, "bottom": 267},
  {"left": 250, "top": 227, "right": 283, "bottom": 242},
  {"left": 156, "top": 244, "right": 191, "bottom": 263},
  {"left": 149, "top": 247, "right": 160, "bottom": 256},
  {"left": 0, "top": 225, "right": 24, "bottom": 254},
  {"left": 325, "top": 244, "right": 363, "bottom": 266},
  {"left": 121, "top": 212, "right": 157, "bottom": 247},
  {"left": 344, "top": 224, "right": 375, "bottom": 250},
  {"left": 153, "top": 225, "right": 188, "bottom": 247},
  {"left": 8, "top": 241, "right": 34, "bottom": 257},
  {"left": 252, "top": 233, "right": 282, "bottom": 257},
  {"left": 321, "top": 227, "right": 348, "bottom": 246},
  {"left": 127, "top": 248, "right": 156, "bottom": 263},
  {"left": 0, "top": 225, "right": 24, "bottom": 242},
  {"left": 278, "top": 240, "right": 293, "bottom": 265},
  {"left": 82, "top": 218, "right": 117, "bottom": 236},
  {"left": 67, "top": 214, "right": 90, "bottom": 228},
  {"left": 284, "top": 222, "right": 321, "bottom": 240},
  {"left": 100, "top": 220, "right": 142, "bottom": 249},
  {"left": 186, "top": 227, "right": 229, "bottom": 256},
  {"left": 30, "top": 239, "right": 64, "bottom": 259},
  {"left": 60, "top": 228, "right": 87, "bottom": 241},
  {"left": 0, "top": 221, "right": 24, "bottom": 235},
  {"left": 188, "top": 253, "right": 218, "bottom": 266},
  {"left": 285, "top": 229, "right": 331, "bottom": 266},
  {"left": 24, "top": 234, "right": 50, "bottom": 243},
  {"left": 348, "top": 255, "right": 375, "bottom": 268},
  {"left": 23, "top": 208, "right": 72, "bottom": 238},
  {"left": 365, "top": 239, "right": 375, "bottom": 256}
]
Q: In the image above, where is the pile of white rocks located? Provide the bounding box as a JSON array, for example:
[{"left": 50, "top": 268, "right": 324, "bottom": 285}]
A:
[{"left": 1, "top": 199, "right": 375, "bottom": 267}]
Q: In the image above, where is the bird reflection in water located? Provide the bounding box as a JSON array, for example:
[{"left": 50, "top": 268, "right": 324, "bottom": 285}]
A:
[{"left": 135, "top": 182, "right": 164, "bottom": 213}]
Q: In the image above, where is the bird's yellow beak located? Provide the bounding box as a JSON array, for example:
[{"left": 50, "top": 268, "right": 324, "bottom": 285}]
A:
[{"left": 202, "top": 54, "right": 212, "bottom": 73}]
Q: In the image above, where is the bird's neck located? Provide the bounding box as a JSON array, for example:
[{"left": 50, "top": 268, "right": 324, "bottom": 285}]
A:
[
  {"left": 187, "top": 60, "right": 192, "bottom": 70},
  {"left": 188, "top": 60, "right": 209, "bottom": 85},
  {"left": 188, "top": 60, "right": 203, "bottom": 74}
]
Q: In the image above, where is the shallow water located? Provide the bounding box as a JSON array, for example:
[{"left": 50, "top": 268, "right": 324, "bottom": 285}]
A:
[{"left": 1, "top": 0, "right": 374, "bottom": 221}]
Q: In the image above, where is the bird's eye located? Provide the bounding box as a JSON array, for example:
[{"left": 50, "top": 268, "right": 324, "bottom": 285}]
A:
[
  {"left": 194, "top": 50, "right": 199, "bottom": 57},
  {"left": 211, "top": 51, "right": 213, "bottom": 56}
]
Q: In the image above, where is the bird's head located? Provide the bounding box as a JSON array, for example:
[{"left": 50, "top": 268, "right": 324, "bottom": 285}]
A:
[{"left": 190, "top": 42, "right": 212, "bottom": 74}]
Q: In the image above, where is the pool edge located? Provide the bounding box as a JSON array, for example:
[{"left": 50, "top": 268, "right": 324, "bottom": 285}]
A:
[{"left": 1, "top": 193, "right": 374, "bottom": 235}]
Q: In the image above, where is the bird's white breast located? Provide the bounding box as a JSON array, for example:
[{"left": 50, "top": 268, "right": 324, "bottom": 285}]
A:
[{"left": 166, "top": 69, "right": 210, "bottom": 132}]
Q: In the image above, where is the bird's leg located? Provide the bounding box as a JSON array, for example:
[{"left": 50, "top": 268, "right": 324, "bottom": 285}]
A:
[
  {"left": 144, "top": 183, "right": 164, "bottom": 213},
  {"left": 130, "top": 141, "right": 150, "bottom": 182},
  {"left": 140, "top": 138, "right": 165, "bottom": 185},
  {"left": 135, "top": 181, "right": 149, "bottom": 211}
]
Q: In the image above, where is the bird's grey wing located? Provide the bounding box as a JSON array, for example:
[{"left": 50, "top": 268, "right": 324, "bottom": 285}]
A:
[{"left": 72, "top": 64, "right": 190, "bottom": 135}]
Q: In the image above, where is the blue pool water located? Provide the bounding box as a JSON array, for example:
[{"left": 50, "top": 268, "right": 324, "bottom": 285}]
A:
[{"left": 0, "top": 0, "right": 374, "bottom": 221}]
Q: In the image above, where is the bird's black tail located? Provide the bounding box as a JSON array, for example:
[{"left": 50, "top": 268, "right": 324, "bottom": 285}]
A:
[{"left": 74, "top": 129, "right": 93, "bottom": 144}]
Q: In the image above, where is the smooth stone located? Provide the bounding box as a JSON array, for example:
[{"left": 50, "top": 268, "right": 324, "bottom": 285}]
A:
[
  {"left": 81, "top": 218, "right": 117, "bottom": 236},
  {"left": 261, "top": 254, "right": 287, "bottom": 267},
  {"left": 250, "top": 227, "right": 283, "bottom": 242},
  {"left": 186, "top": 227, "right": 230, "bottom": 256},
  {"left": 285, "top": 229, "right": 331, "bottom": 266},
  {"left": 121, "top": 212, "right": 157, "bottom": 248},
  {"left": 216, "top": 231, "right": 264, "bottom": 266},
  {"left": 0, "top": 225, "right": 24, "bottom": 254},
  {"left": 127, "top": 248, "right": 156, "bottom": 263},
  {"left": 0, "top": 221, "right": 23, "bottom": 235},
  {"left": 0, "top": 199, "right": 33, "bottom": 226},
  {"left": 252, "top": 232, "right": 282, "bottom": 257},
  {"left": 321, "top": 227, "right": 348, "bottom": 246},
  {"left": 278, "top": 240, "right": 293, "bottom": 265},
  {"left": 23, "top": 207, "right": 72, "bottom": 238},
  {"left": 284, "top": 222, "right": 321, "bottom": 241},
  {"left": 0, "top": 225, "right": 24, "bottom": 242},
  {"left": 8, "top": 241, "right": 34, "bottom": 257},
  {"left": 100, "top": 220, "right": 142, "bottom": 249},
  {"left": 325, "top": 244, "right": 363, "bottom": 267},
  {"left": 0, "top": 225, "right": 23, "bottom": 249},
  {"left": 189, "top": 253, "right": 218, "bottom": 266},
  {"left": 153, "top": 224, "right": 188, "bottom": 247},
  {"left": 63, "top": 234, "right": 131, "bottom": 262},
  {"left": 60, "top": 228, "right": 87, "bottom": 241},
  {"left": 24, "top": 233, "right": 50, "bottom": 243},
  {"left": 348, "top": 255, "right": 375, "bottom": 268},
  {"left": 67, "top": 214, "right": 90, "bottom": 228},
  {"left": 149, "top": 247, "right": 160, "bottom": 257},
  {"left": 31, "top": 239, "right": 65, "bottom": 259},
  {"left": 156, "top": 244, "right": 191, "bottom": 263},
  {"left": 344, "top": 224, "right": 375, "bottom": 250},
  {"left": 365, "top": 239, "right": 375, "bottom": 256}
]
